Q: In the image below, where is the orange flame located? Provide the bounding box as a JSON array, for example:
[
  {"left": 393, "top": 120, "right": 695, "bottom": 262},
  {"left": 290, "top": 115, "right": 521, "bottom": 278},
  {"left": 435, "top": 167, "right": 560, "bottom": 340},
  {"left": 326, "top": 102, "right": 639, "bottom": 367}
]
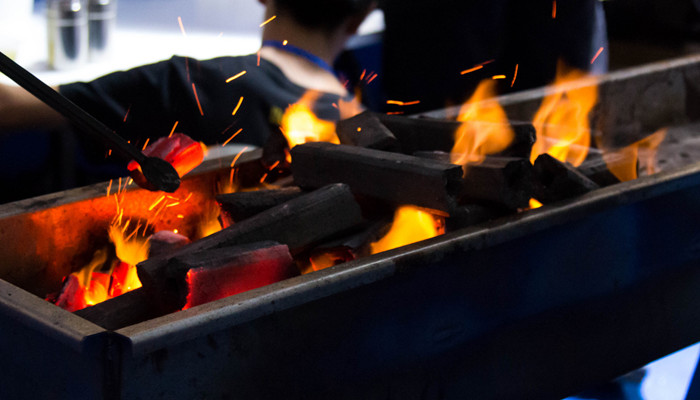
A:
[
  {"left": 72, "top": 249, "right": 110, "bottom": 307},
  {"left": 451, "top": 79, "right": 514, "bottom": 165},
  {"left": 196, "top": 200, "right": 223, "bottom": 239},
  {"left": 309, "top": 248, "right": 355, "bottom": 272},
  {"left": 280, "top": 91, "right": 339, "bottom": 149},
  {"left": 55, "top": 215, "right": 150, "bottom": 310},
  {"left": 529, "top": 198, "right": 543, "bottom": 209},
  {"left": 370, "top": 206, "right": 442, "bottom": 254},
  {"left": 531, "top": 62, "right": 598, "bottom": 167},
  {"left": 602, "top": 128, "right": 667, "bottom": 182}
]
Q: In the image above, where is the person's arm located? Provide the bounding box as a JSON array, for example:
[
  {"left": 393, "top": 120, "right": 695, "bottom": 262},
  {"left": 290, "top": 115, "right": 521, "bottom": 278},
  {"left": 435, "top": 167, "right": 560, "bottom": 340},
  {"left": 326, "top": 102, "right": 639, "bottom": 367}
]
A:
[{"left": 0, "top": 83, "right": 67, "bottom": 133}]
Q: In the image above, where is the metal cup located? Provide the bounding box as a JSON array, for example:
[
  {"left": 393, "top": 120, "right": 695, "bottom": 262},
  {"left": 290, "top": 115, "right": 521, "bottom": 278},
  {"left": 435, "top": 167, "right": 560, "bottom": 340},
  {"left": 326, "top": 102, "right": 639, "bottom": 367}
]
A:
[
  {"left": 47, "top": 0, "right": 88, "bottom": 69},
  {"left": 88, "top": 0, "right": 117, "bottom": 62}
]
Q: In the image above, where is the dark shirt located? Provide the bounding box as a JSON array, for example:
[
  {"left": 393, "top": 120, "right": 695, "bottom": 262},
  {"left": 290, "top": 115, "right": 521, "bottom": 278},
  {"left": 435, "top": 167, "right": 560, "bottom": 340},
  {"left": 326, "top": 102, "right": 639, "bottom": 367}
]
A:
[
  {"left": 379, "top": 0, "right": 598, "bottom": 113},
  {"left": 59, "top": 54, "right": 350, "bottom": 148}
]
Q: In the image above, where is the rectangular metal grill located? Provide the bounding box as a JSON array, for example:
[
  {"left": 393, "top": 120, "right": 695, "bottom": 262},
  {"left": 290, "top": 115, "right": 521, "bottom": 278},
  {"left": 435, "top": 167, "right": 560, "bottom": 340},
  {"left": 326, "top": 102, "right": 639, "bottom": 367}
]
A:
[{"left": 2, "top": 55, "right": 700, "bottom": 400}]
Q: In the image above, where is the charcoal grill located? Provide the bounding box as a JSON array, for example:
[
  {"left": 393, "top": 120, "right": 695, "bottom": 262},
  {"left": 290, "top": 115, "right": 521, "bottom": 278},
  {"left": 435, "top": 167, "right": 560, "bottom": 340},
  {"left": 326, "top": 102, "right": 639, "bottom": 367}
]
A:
[{"left": 2, "top": 55, "right": 700, "bottom": 399}]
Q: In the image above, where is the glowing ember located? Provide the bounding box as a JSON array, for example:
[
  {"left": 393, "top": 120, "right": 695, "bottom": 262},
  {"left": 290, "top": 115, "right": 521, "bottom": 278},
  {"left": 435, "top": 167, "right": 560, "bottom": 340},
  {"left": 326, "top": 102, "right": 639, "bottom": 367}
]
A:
[
  {"left": 280, "top": 91, "right": 339, "bottom": 148},
  {"left": 451, "top": 79, "right": 514, "bottom": 165},
  {"left": 309, "top": 248, "right": 355, "bottom": 272},
  {"left": 370, "top": 206, "right": 442, "bottom": 254},
  {"left": 50, "top": 215, "right": 150, "bottom": 311},
  {"left": 182, "top": 244, "right": 296, "bottom": 309},
  {"left": 128, "top": 132, "right": 205, "bottom": 179},
  {"left": 530, "top": 61, "right": 598, "bottom": 167}
]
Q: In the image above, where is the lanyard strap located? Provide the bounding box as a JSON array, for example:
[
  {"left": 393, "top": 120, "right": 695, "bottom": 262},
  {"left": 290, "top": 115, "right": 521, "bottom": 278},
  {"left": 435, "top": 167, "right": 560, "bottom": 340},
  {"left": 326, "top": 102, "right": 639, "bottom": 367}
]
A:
[{"left": 262, "top": 40, "right": 336, "bottom": 76}]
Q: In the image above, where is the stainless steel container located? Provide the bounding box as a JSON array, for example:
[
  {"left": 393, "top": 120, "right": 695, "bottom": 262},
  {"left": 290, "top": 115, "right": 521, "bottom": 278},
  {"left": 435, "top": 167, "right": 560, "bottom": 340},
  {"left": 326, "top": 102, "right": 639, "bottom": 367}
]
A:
[
  {"left": 47, "top": 0, "right": 88, "bottom": 69},
  {"left": 88, "top": 0, "right": 116, "bottom": 61}
]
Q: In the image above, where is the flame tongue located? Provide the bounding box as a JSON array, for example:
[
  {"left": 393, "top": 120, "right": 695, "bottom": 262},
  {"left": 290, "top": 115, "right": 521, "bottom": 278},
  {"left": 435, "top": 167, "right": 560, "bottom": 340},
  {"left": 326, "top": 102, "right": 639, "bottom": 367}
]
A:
[
  {"left": 280, "top": 91, "right": 339, "bottom": 149},
  {"left": 50, "top": 215, "right": 151, "bottom": 311},
  {"left": 530, "top": 62, "right": 598, "bottom": 167},
  {"left": 370, "top": 206, "right": 442, "bottom": 254},
  {"left": 450, "top": 80, "right": 514, "bottom": 166},
  {"left": 601, "top": 128, "right": 667, "bottom": 182}
]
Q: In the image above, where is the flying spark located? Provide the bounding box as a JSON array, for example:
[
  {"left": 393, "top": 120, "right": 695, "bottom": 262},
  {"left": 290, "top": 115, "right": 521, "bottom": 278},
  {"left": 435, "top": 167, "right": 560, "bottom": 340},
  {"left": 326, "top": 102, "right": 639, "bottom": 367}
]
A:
[
  {"left": 178, "top": 16, "right": 187, "bottom": 36},
  {"left": 591, "top": 47, "right": 605, "bottom": 64},
  {"left": 386, "top": 100, "right": 420, "bottom": 106},
  {"left": 230, "top": 146, "right": 249, "bottom": 167},
  {"left": 231, "top": 97, "right": 244, "bottom": 116},
  {"left": 260, "top": 15, "right": 276, "bottom": 27},
  {"left": 191, "top": 83, "right": 204, "bottom": 116},
  {"left": 148, "top": 195, "right": 166, "bottom": 211},
  {"left": 222, "top": 128, "right": 243, "bottom": 146},
  {"left": 123, "top": 105, "right": 131, "bottom": 122},
  {"left": 226, "top": 71, "right": 247, "bottom": 83},
  {"left": 169, "top": 121, "right": 179, "bottom": 138},
  {"left": 460, "top": 65, "right": 484, "bottom": 75}
]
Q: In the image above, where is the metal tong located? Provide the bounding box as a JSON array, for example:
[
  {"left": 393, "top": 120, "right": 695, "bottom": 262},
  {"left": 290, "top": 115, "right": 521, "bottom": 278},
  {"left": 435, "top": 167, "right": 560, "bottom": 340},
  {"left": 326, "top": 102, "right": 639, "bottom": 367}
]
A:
[{"left": 0, "top": 51, "right": 180, "bottom": 192}]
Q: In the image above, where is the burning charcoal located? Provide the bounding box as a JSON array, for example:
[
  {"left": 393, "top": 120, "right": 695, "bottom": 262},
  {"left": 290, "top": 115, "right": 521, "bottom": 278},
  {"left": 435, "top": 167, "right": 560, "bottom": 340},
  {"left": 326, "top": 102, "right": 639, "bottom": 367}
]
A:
[
  {"left": 187, "top": 183, "right": 364, "bottom": 254},
  {"left": 577, "top": 153, "right": 625, "bottom": 187},
  {"left": 50, "top": 275, "right": 85, "bottom": 313},
  {"left": 142, "top": 241, "right": 296, "bottom": 312},
  {"left": 533, "top": 153, "right": 600, "bottom": 204},
  {"left": 305, "top": 247, "right": 356, "bottom": 273},
  {"left": 290, "top": 142, "right": 464, "bottom": 213},
  {"left": 298, "top": 219, "right": 392, "bottom": 273},
  {"left": 222, "top": 147, "right": 291, "bottom": 188},
  {"left": 336, "top": 111, "right": 399, "bottom": 151},
  {"left": 460, "top": 157, "right": 535, "bottom": 210},
  {"left": 138, "top": 183, "right": 365, "bottom": 293},
  {"left": 127, "top": 133, "right": 204, "bottom": 187},
  {"left": 376, "top": 113, "right": 536, "bottom": 158},
  {"left": 261, "top": 130, "right": 293, "bottom": 174},
  {"left": 445, "top": 203, "right": 510, "bottom": 232},
  {"left": 376, "top": 113, "right": 458, "bottom": 153},
  {"left": 216, "top": 187, "right": 304, "bottom": 226},
  {"left": 148, "top": 230, "right": 191, "bottom": 258},
  {"left": 413, "top": 150, "right": 451, "bottom": 163},
  {"left": 183, "top": 243, "right": 296, "bottom": 309},
  {"left": 74, "top": 288, "right": 160, "bottom": 330},
  {"left": 491, "top": 122, "right": 537, "bottom": 159}
]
